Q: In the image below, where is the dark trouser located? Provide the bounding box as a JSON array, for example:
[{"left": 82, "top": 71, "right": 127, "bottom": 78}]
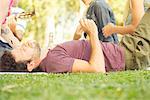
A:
[
  {"left": 85, "top": 0, "right": 118, "bottom": 44},
  {"left": 120, "top": 8, "right": 150, "bottom": 70}
]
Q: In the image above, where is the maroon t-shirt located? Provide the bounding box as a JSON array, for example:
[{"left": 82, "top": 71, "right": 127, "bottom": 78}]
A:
[{"left": 40, "top": 40, "right": 125, "bottom": 73}]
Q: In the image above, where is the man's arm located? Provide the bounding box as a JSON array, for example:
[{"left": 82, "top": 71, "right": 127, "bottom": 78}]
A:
[
  {"left": 72, "top": 19, "right": 105, "bottom": 73},
  {"left": 6, "top": 14, "right": 25, "bottom": 41},
  {"left": 103, "top": 0, "right": 145, "bottom": 36},
  {"left": 1, "top": 24, "right": 21, "bottom": 48}
]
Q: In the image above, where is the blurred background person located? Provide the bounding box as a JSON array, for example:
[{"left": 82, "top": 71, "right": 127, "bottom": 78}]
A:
[
  {"left": 6, "top": 0, "right": 27, "bottom": 41},
  {"left": 74, "top": 0, "right": 118, "bottom": 44},
  {"left": 103, "top": 0, "right": 150, "bottom": 37}
]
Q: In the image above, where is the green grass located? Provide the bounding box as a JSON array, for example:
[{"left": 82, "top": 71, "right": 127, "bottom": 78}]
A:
[{"left": 0, "top": 71, "right": 150, "bottom": 100}]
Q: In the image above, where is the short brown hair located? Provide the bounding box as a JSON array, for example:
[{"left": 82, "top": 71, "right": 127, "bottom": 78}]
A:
[
  {"left": 0, "top": 51, "right": 28, "bottom": 72},
  {"left": 0, "top": 51, "right": 42, "bottom": 72}
]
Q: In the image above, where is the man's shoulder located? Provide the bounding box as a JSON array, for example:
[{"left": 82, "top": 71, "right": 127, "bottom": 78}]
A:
[
  {"left": 59, "top": 40, "right": 87, "bottom": 45},
  {"left": 57, "top": 40, "right": 88, "bottom": 49}
]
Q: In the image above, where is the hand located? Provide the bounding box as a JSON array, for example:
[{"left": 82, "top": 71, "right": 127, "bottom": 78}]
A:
[
  {"left": 1, "top": 24, "right": 20, "bottom": 48},
  {"left": 75, "top": 24, "right": 84, "bottom": 36},
  {"left": 6, "top": 15, "right": 17, "bottom": 33},
  {"left": 102, "top": 23, "right": 115, "bottom": 37},
  {"left": 6, "top": 15, "right": 24, "bottom": 41},
  {"left": 79, "top": 19, "right": 98, "bottom": 37}
]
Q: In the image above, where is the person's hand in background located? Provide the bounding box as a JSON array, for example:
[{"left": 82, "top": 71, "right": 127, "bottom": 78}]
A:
[{"left": 102, "top": 23, "right": 115, "bottom": 37}]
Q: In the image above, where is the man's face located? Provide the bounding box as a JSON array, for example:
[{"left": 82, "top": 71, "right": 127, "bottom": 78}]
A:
[{"left": 12, "top": 40, "right": 40, "bottom": 62}]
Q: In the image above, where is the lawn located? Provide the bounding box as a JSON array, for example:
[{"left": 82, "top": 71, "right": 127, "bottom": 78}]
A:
[{"left": 0, "top": 71, "right": 150, "bottom": 100}]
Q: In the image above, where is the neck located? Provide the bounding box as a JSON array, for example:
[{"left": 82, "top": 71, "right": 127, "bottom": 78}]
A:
[
  {"left": 40, "top": 48, "right": 49, "bottom": 60},
  {"left": 34, "top": 58, "right": 42, "bottom": 67}
]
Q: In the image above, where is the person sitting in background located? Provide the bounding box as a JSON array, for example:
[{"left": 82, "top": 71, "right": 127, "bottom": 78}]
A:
[
  {"left": 102, "top": 0, "right": 150, "bottom": 70},
  {"left": 0, "top": 0, "right": 21, "bottom": 49},
  {"left": 102, "top": 0, "right": 150, "bottom": 36},
  {"left": 74, "top": 0, "right": 118, "bottom": 44}
]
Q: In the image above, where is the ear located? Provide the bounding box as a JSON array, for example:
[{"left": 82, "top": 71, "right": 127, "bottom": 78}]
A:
[
  {"left": 27, "top": 61, "right": 36, "bottom": 72},
  {"left": 27, "top": 59, "right": 41, "bottom": 72}
]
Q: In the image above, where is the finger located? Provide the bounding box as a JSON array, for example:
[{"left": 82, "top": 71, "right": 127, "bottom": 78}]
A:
[
  {"left": 102, "top": 29, "right": 106, "bottom": 36},
  {"left": 78, "top": 23, "right": 82, "bottom": 29},
  {"left": 103, "top": 32, "right": 108, "bottom": 38},
  {"left": 80, "top": 18, "right": 87, "bottom": 30},
  {"left": 79, "top": 19, "right": 84, "bottom": 27},
  {"left": 89, "top": 19, "right": 96, "bottom": 28},
  {"left": 83, "top": 18, "right": 88, "bottom": 27},
  {"left": 87, "top": 19, "right": 94, "bottom": 28},
  {"left": 102, "top": 28, "right": 105, "bottom": 33},
  {"left": 84, "top": 18, "right": 89, "bottom": 27},
  {"left": 102, "top": 29, "right": 105, "bottom": 34},
  {"left": 103, "top": 33, "right": 107, "bottom": 37},
  {"left": 89, "top": 19, "right": 94, "bottom": 24}
]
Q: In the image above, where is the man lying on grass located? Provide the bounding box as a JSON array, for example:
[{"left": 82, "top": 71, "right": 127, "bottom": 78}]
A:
[{"left": 0, "top": 9, "right": 150, "bottom": 73}]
